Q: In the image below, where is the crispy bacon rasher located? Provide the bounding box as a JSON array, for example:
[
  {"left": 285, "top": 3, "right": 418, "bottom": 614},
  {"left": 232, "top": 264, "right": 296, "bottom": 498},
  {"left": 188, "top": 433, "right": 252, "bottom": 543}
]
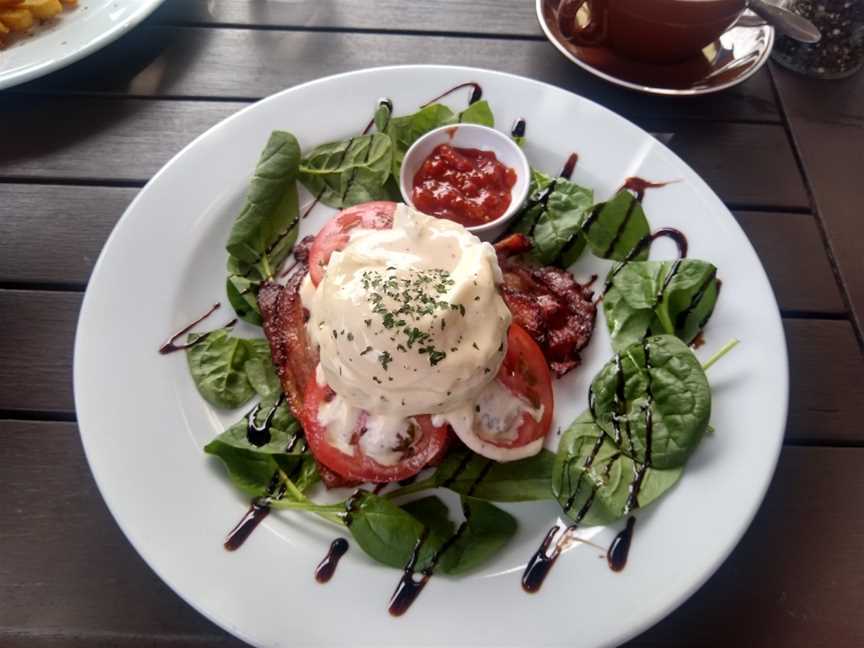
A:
[
  {"left": 494, "top": 234, "right": 596, "bottom": 377},
  {"left": 259, "top": 269, "right": 362, "bottom": 489}
]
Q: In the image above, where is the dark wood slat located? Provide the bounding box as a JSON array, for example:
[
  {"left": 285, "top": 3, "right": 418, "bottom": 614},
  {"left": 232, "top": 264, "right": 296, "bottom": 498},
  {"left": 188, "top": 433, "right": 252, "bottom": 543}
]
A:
[
  {"left": 0, "top": 185, "right": 137, "bottom": 288},
  {"left": 0, "top": 97, "right": 243, "bottom": 183},
  {"left": 19, "top": 25, "right": 779, "bottom": 123},
  {"left": 0, "top": 188, "right": 838, "bottom": 314},
  {"left": 0, "top": 97, "right": 794, "bottom": 207},
  {"left": 3, "top": 421, "right": 862, "bottom": 646},
  {"left": 648, "top": 121, "right": 808, "bottom": 209},
  {"left": 1, "top": 290, "right": 861, "bottom": 442},
  {"left": 784, "top": 319, "right": 864, "bottom": 444},
  {"left": 773, "top": 65, "right": 864, "bottom": 337},
  {"left": 734, "top": 211, "right": 845, "bottom": 315},
  {"left": 154, "top": 0, "right": 543, "bottom": 36},
  {"left": 771, "top": 61, "right": 864, "bottom": 127},
  {"left": 0, "top": 420, "right": 235, "bottom": 643},
  {"left": 0, "top": 291, "right": 80, "bottom": 415}
]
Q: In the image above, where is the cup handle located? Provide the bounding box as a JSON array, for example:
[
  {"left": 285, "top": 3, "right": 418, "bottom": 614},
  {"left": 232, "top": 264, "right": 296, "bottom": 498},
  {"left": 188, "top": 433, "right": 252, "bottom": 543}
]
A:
[{"left": 557, "top": 0, "right": 609, "bottom": 46}]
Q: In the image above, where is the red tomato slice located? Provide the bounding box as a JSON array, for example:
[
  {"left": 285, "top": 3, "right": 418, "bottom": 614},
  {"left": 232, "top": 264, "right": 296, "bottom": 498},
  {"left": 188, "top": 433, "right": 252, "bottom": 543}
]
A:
[
  {"left": 308, "top": 201, "right": 396, "bottom": 286},
  {"left": 485, "top": 324, "right": 554, "bottom": 448},
  {"left": 300, "top": 379, "right": 450, "bottom": 483}
]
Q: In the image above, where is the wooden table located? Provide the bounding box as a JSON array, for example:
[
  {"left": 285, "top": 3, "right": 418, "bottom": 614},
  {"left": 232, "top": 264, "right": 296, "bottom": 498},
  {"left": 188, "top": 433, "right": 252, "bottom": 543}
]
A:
[{"left": 2, "top": 2, "right": 863, "bottom": 646}]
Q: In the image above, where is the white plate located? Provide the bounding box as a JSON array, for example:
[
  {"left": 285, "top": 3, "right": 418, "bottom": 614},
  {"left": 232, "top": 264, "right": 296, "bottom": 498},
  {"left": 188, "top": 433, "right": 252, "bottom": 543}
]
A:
[
  {"left": 74, "top": 66, "right": 787, "bottom": 648},
  {"left": 0, "top": 0, "right": 164, "bottom": 90}
]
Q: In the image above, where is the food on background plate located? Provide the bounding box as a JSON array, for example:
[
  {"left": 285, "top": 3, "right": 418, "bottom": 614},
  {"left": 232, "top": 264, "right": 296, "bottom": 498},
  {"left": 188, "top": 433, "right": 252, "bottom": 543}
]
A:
[
  {"left": 0, "top": 0, "right": 76, "bottom": 47},
  {"left": 161, "top": 84, "right": 735, "bottom": 615}
]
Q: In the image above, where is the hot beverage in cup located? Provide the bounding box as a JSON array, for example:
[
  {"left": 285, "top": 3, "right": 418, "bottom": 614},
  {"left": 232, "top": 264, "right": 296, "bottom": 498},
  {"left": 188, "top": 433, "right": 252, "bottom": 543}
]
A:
[{"left": 558, "top": 0, "right": 747, "bottom": 63}]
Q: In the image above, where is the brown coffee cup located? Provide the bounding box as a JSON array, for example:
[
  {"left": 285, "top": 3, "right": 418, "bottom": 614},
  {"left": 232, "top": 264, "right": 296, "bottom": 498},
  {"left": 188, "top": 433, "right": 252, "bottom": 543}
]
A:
[{"left": 559, "top": 0, "right": 747, "bottom": 64}]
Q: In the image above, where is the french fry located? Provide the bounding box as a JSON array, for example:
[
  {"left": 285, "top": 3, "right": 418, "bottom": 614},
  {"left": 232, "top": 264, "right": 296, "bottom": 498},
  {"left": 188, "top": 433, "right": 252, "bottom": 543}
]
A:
[
  {"left": 21, "top": 0, "right": 62, "bottom": 20},
  {"left": 0, "top": 0, "right": 75, "bottom": 47},
  {"left": 0, "top": 8, "right": 34, "bottom": 32}
]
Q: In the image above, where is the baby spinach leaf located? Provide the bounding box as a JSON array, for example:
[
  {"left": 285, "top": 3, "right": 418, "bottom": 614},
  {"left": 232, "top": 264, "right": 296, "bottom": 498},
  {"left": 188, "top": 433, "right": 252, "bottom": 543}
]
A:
[
  {"left": 432, "top": 448, "right": 555, "bottom": 501},
  {"left": 552, "top": 411, "right": 683, "bottom": 526},
  {"left": 186, "top": 328, "right": 267, "bottom": 408},
  {"left": 386, "top": 103, "right": 456, "bottom": 176},
  {"left": 457, "top": 100, "right": 494, "bottom": 127},
  {"left": 435, "top": 497, "right": 518, "bottom": 575},
  {"left": 509, "top": 169, "right": 593, "bottom": 265},
  {"left": 401, "top": 496, "right": 458, "bottom": 570},
  {"left": 533, "top": 179, "right": 593, "bottom": 265},
  {"left": 348, "top": 491, "right": 516, "bottom": 575},
  {"left": 590, "top": 335, "right": 711, "bottom": 469},
  {"left": 243, "top": 352, "right": 279, "bottom": 399},
  {"left": 347, "top": 491, "right": 430, "bottom": 569},
  {"left": 584, "top": 190, "right": 650, "bottom": 261},
  {"left": 225, "top": 131, "right": 301, "bottom": 324},
  {"left": 225, "top": 265, "right": 263, "bottom": 326},
  {"left": 204, "top": 394, "right": 317, "bottom": 496},
  {"left": 299, "top": 133, "right": 393, "bottom": 209},
  {"left": 604, "top": 259, "right": 720, "bottom": 351},
  {"left": 226, "top": 131, "right": 301, "bottom": 266}
]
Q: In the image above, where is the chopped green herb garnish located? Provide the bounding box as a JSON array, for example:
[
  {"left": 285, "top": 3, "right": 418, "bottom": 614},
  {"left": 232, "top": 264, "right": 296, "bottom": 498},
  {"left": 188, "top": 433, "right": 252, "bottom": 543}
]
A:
[{"left": 379, "top": 350, "right": 393, "bottom": 371}]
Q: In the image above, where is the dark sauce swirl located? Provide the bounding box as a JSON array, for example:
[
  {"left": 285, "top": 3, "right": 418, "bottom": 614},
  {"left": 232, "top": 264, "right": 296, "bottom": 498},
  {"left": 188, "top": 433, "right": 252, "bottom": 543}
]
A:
[
  {"left": 388, "top": 459, "right": 493, "bottom": 616},
  {"left": 510, "top": 117, "right": 526, "bottom": 139},
  {"left": 523, "top": 338, "right": 660, "bottom": 591},
  {"left": 421, "top": 81, "right": 483, "bottom": 108},
  {"left": 315, "top": 538, "right": 350, "bottom": 583},
  {"left": 158, "top": 303, "right": 236, "bottom": 354},
  {"left": 607, "top": 516, "right": 636, "bottom": 572}
]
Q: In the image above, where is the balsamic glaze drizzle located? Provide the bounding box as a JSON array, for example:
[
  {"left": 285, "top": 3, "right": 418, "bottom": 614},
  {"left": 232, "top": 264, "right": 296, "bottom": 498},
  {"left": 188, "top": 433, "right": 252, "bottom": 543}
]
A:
[
  {"left": 675, "top": 268, "right": 717, "bottom": 330},
  {"left": 159, "top": 304, "right": 236, "bottom": 354},
  {"left": 514, "top": 152, "right": 579, "bottom": 238},
  {"left": 510, "top": 117, "right": 526, "bottom": 139},
  {"left": 224, "top": 472, "right": 284, "bottom": 551},
  {"left": 421, "top": 82, "right": 483, "bottom": 108},
  {"left": 245, "top": 393, "right": 286, "bottom": 447},
  {"left": 607, "top": 516, "right": 636, "bottom": 572},
  {"left": 523, "top": 337, "right": 659, "bottom": 591},
  {"left": 388, "top": 459, "right": 493, "bottom": 616},
  {"left": 315, "top": 538, "right": 350, "bottom": 583},
  {"left": 602, "top": 227, "right": 688, "bottom": 294},
  {"left": 620, "top": 177, "right": 673, "bottom": 202},
  {"left": 388, "top": 530, "right": 432, "bottom": 616}
]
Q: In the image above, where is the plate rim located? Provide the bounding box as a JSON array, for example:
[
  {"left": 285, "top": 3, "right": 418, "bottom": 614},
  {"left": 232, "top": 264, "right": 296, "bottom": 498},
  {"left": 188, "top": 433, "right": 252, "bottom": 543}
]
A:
[
  {"left": 534, "top": 0, "right": 775, "bottom": 97},
  {"left": 74, "top": 64, "right": 789, "bottom": 647},
  {"left": 0, "top": 0, "right": 166, "bottom": 91}
]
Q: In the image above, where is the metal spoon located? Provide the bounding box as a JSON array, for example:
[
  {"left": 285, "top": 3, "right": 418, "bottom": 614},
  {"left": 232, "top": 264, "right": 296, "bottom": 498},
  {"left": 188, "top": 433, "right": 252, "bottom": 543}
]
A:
[{"left": 747, "top": 0, "right": 821, "bottom": 43}]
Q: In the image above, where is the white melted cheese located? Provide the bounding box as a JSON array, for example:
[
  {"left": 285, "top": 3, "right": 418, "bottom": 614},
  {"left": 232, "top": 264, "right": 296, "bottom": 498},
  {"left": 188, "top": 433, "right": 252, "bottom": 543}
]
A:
[
  {"left": 433, "top": 379, "right": 545, "bottom": 463},
  {"left": 303, "top": 204, "right": 511, "bottom": 417},
  {"left": 316, "top": 384, "right": 418, "bottom": 467}
]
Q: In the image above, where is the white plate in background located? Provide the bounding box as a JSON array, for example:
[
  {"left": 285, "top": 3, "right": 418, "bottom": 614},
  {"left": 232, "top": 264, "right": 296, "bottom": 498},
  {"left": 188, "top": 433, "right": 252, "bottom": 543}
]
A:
[{"left": 0, "top": 0, "right": 163, "bottom": 90}]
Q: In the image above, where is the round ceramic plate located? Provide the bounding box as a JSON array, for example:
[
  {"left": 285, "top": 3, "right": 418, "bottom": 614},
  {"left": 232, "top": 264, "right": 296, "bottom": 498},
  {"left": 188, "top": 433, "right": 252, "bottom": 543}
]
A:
[
  {"left": 0, "top": 0, "right": 164, "bottom": 91},
  {"left": 75, "top": 66, "right": 787, "bottom": 647},
  {"left": 537, "top": 0, "right": 775, "bottom": 96}
]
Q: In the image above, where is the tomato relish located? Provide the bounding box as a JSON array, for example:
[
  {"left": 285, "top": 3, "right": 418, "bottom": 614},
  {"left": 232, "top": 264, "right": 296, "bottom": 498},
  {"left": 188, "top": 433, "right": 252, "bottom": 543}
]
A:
[{"left": 411, "top": 144, "right": 517, "bottom": 227}]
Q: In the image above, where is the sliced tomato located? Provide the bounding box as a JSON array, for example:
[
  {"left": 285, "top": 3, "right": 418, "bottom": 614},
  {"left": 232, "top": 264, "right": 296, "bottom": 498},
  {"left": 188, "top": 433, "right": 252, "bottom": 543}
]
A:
[
  {"left": 300, "top": 379, "right": 450, "bottom": 483},
  {"left": 308, "top": 201, "right": 396, "bottom": 286},
  {"left": 485, "top": 324, "right": 554, "bottom": 448}
]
